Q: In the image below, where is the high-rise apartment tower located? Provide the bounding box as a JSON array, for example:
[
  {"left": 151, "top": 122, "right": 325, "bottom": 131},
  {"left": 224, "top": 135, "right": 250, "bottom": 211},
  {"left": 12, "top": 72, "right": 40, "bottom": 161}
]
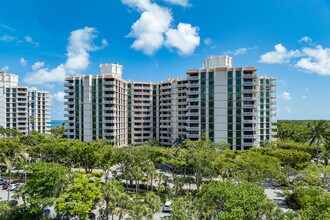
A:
[{"left": 64, "top": 56, "right": 276, "bottom": 149}]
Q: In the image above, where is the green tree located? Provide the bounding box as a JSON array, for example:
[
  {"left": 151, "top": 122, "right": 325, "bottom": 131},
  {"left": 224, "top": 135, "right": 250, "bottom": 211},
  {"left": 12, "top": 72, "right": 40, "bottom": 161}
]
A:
[
  {"left": 56, "top": 174, "right": 102, "bottom": 219},
  {"left": 100, "top": 144, "right": 115, "bottom": 182},
  {"left": 144, "top": 192, "right": 162, "bottom": 215},
  {"left": 213, "top": 149, "right": 238, "bottom": 181},
  {"left": 113, "top": 192, "right": 131, "bottom": 220},
  {"left": 101, "top": 179, "right": 125, "bottom": 220},
  {"left": 75, "top": 141, "right": 103, "bottom": 173},
  {"left": 26, "top": 162, "right": 68, "bottom": 215},
  {"left": 0, "top": 139, "right": 28, "bottom": 201},
  {"left": 163, "top": 197, "right": 195, "bottom": 220},
  {"left": 235, "top": 151, "right": 281, "bottom": 183},
  {"left": 297, "top": 164, "right": 330, "bottom": 191},
  {"left": 50, "top": 123, "right": 65, "bottom": 138},
  {"left": 194, "top": 181, "right": 267, "bottom": 220},
  {"left": 286, "top": 186, "right": 330, "bottom": 219},
  {"left": 184, "top": 139, "right": 218, "bottom": 189},
  {"left": 308, "top": 120, "right": 330, "bottom": 165}
]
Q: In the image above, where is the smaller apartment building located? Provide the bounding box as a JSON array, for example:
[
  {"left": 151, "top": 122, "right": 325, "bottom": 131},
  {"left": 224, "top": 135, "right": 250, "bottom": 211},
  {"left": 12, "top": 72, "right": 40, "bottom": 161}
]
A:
[
  {"left": 0, "top": 71, "right": 51, "bottom": 134},
  {"left": 64, "top": 55, "right": 276, "bottom": 149}
]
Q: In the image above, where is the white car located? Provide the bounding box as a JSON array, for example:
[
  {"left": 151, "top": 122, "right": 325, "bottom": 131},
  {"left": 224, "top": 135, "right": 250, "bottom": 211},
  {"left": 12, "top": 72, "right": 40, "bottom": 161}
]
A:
[
  {"left": 163, "top": 200, "right": 173, "bottom": 212},
  {"left": 8, "top": 184, "right": 17, "bottom": 191}
]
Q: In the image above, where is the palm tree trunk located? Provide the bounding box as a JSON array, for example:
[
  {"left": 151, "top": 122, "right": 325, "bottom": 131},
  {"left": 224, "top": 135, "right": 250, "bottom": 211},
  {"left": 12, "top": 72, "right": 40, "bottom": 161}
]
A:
[
  {"left": 316, "top": 141, "right": 320, "bottom": 165},
  {"left": 105, "top": 200, "right": 109, "bottom": 220},
  {"left": 7, "top": 168, "right": 11, "bottom": 201}
]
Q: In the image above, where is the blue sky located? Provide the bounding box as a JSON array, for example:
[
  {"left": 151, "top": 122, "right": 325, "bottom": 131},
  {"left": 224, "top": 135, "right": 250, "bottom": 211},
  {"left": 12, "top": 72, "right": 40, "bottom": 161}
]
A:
[{"left": 0, "top": 0, "right": 330, "bottom": 120}]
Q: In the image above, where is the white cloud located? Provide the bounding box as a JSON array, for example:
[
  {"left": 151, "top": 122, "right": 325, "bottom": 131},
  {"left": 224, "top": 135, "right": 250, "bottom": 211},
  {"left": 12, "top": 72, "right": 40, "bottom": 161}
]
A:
[
  {"left": 204, "top": 38, "right": 213, "bottom": 46},
  {"left": 25, "top": 35, "right": 39, "bottom": 47},
  {"left": 19, "top": 58, "right": 27, "bottom": 67},
  {"left": 259, "top": 44, "right": 300, "bottom": 63},
  {"left": 279, "top": 91, "right": 292, "bottom": 100},
  {"left": 298, "top": 36, "right": 312, "bottom": 43},
  {"left": 53, "top": 91, "right": 65, "bottom": 102},
  {"left": 29, "top": 87, "right": 38, "bottom": 90},
  {"left": 295, "top": 45, "right": 330, "bottom": 75},
  {"left": 122, "top": 0, "right": 199, "bottom": 56},
  {"left": 32, "top": 61, "right": 45, "bottom": 71},
  {"left": 122, "top": 0, "right": 172, "bottom": 55},
  {"left": 24, "top": 27, "right": 106, "bottom": 85},
  {"left": 163, "top": 0, "right": 191, "bottom": 7},
  {"left": 164, "top": 23, "right": 200, "bottom": 56},
  {"left": 1, "top": 66, "right": 9, "bottom": 72},
  {"left": 24, "top": 64, "right": 67, "bottom": 85},
  {"left": 226, "top": 47, "right": 248, "bottom": 56},
  {"left": 302, "top": 95, "right": 307, "bottom": 99},
  {"left": 65, "top": 27, "right": 107, "bottom": 71},
  {"left": 0, "top": 34, "right": 16, "bottom": 42},
  {"left": 285, "top": 107, "right": 292, "bottom": 113}
]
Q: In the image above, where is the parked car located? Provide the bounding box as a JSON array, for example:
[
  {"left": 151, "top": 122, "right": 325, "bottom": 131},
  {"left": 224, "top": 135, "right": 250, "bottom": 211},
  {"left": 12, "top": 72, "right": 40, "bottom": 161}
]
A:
[
  {"left": 14, "top": 183, "right": 24, "bottom": 191},
  {"left": 8, "top": 183, "right": 17, "bottom": 191},
  {"left": 0, "top": 179, "right": 7, "bottom": 185},
  {"left": 2, "top": 182, "right": 10, "bottom": 190},
  {"left": 162, "top": 200, "right": 173, "bottom": 212}
]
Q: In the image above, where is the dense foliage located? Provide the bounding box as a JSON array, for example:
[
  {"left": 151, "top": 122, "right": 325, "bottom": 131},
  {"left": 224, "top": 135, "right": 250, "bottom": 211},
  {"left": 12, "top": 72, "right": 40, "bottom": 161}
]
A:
[{"left": 0, "top": 121, "right": 329, "bottom": 219}]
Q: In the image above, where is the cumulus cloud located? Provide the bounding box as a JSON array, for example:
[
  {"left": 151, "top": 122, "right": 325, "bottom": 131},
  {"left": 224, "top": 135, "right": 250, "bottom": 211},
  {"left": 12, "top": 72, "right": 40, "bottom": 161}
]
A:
[
  {"left": 24, "top": 27, "right": 107, "bottom": 85},
  {"left": 163, "top": 0, "right": 191, "bottom": 7},
  {"left": 65, "top": 27, "right": 105, "bottom": 71},
  {"left": 32, "top": 61, "right": 45, "bottom": 71},
  {"left": 53, "top": 91, "right": 65, "bottom": 102},
  {"left": 0, "top": 34, "right": 16, "bottom": 42},
  {"left": 164, "top": 23, "right": 200, "bottom": 55},
  {"left": 122, "top": 0, "right": 172, "bottom": 55},
  {"left": 298, "top": 36, "right": 312, "bottom": 43},
  {"left": 260, "top": 40, "right": 330, "bottom": 76},
  {"left": 24, "top": 64, "right": 67, "bottom": 85},
  {"left": 19, "top": 58, "right": 27, "bottom": 67},
  {"left": 259, "top": 44, "right": 300, "bottom": 63},
  {"left": 295, "top": 45, "right": 330, "bottom": 75},
  {"left": 279, "top": 91, "right": 292, "bottom": 100},
  {"left": 25, "top": 35, "right": 39, "bottom": 47},
  {"left": 122, "top": 0, "right": 199, "bottom": 56}
]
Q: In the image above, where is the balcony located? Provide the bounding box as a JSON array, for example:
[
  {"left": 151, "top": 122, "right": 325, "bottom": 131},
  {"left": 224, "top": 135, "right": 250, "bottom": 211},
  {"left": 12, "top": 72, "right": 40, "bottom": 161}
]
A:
[
  {"left": 243, "top": 127, "right": 257, "bottom": 131},
  {"left": 243, "top": 73, "right": 256, "bottom": 78},
  {"left": 242, "top": 134, "right": 257, "bottom": 139},
  {"left": 187, "top": 97, "right": 199, "bottom": 102},
  {"left": 187, "top": 75, "right": 199, "bottom": 81},
  {"left": 186, "top": 127, "right": 199, "bottom": 131},
  {"left": 243, "top": 104, "right": 257, "bottom": 108},
  {"left": 186, "top": 112, "right": 199, "bottom": 116},
  {"left": 242, "top": 96, "right": 257, "bottom": 101},
  {"left": 187, "top": 83, "right": 199, "bottom": 88},
  {"left": 186, "top": 133, "right": 199, "bottom": 139}
]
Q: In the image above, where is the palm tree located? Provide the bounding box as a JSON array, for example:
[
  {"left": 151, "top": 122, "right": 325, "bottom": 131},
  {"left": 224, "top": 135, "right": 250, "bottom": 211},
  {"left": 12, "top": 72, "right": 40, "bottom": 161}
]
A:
[
  {"left": 144, "top": 192, "right": 162, "bottom": 216},
  {"left": 101, "top": 180, "right": 124, "bottom": 220},
  {"left": 114, "top": 192, "right": 131, "bottom": 220},
  {"left": 308, "top": 120, "right": 330, "bottom": 165},
  {"left": 320, "top": 139, "right": 330, "bottom": 166},
  {"left": 0, "top": 139, "right": 29, "bottom": 201}
]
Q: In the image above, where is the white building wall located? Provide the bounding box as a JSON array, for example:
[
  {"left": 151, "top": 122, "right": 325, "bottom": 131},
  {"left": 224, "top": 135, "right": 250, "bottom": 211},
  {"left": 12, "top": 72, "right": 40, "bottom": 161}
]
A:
[{"left": 214, "top": 70, "right": 228, "bottom": 142}]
